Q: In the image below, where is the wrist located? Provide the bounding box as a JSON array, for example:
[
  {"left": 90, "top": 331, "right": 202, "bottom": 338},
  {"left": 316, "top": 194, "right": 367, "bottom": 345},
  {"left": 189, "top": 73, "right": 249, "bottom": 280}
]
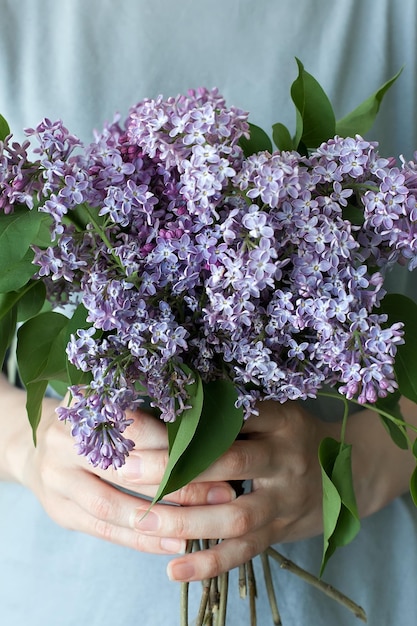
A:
[
  {"left": 347, "top": 405, "right": 415, "bottom": 518},
  {"left": 0, "top": 375, "right": 58, "bottom": 484}
]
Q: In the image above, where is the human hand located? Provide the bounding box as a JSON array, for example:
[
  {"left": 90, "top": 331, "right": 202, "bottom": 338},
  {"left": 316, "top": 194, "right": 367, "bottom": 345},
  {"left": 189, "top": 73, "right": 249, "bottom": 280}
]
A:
[
  {"left": 122, "top": 396, "right": 416, "bottom": 583},
  {"left": 13, "top": 390, "right": 235, "bottom": 557},
  {"left": 122, "top": 400, "right": 340, "bottom": 582}
]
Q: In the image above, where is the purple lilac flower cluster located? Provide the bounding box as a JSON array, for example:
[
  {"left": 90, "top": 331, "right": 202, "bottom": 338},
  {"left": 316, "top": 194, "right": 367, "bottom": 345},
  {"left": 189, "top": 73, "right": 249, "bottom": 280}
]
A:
[{"left": 1, "top": 89, "right": 416, "bottom": 469}]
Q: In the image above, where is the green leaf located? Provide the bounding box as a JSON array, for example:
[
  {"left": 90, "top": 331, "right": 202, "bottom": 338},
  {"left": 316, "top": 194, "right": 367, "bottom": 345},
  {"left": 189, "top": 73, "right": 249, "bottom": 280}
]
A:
[
  {"left": 319, "top": 439, "right": 342, "bottom": 570},
  {"left": 410, "top": 465, "right": 417, "bottom": 507},
  {"left": 374, "top": 392, "right": 409, "bottom": 450},
  {"left": 17, "top": 311, "right": 70, "bottom": 385},
  {"left": 341, "top": 203, "right": 365, "bottom": 227},
  {"left": 336, "top": 67, "right": 403, "bottom": 137},
  {"left": 154, "top": 378, "right": 243, "bottom": 502},
  {"left": 380, "top": 293, "right": 417, "bottom": 404},
  {"left": 0, "top": 113, "right": 10, "bottom": 141},
  {"left": 0, "top": 304, "right": 17, "bottom": 370},
  {"left": 272, "top": 122, "right": 294, "bottom": 152},
  {"left": 330, "top": 445, "right": 360, "bottom": 543},
  {"left": 0, "top": 207, "right": 51, "bottom": 292},
  {"left": 17, "top": 280, "right": 46, "bottom": 322},
  {"left": 0, "top": 290, "right": 24, "bottom": 322},
  {"left": 0, "top": 206, "right": 44, "bottom": 261},
  {"left": 152, "top": 370, "right": 204, "bottom": 503},
  {"left": 239, "top": 122, "right": 273, "bottom": 157},
  {"left": 0, "top": 281, "right": 46, "bottom": 323},
  {"left": 48, "top": 379, "right": 70, "bottom": 398},
  {"left": 25, "top": 379, "right": 49, "bottom": 445},
  {"left": 290, "top": 58, "right": 336, "bottom": 150},
  {"left": 0, "top": 250, "right": 37, "bottom": 292},
  {"left": 31, "top": 213, "right": 54, "bottom": 248},
  {"left": 319, "top": 438, "right": 360, "bottom": 575}
]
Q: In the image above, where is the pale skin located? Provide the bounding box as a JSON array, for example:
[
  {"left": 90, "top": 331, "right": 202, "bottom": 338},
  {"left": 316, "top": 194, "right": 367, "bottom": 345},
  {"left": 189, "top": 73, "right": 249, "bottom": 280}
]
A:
[{"left": 1, "top": 373, "right": 416, "bottom": 584}]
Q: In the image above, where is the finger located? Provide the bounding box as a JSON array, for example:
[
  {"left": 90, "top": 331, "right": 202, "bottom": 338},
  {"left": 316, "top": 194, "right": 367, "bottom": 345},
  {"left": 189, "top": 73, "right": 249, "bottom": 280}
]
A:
[
  {"left": 119, "top": 438, "right": 276, "bottom": 488},
  {"left": 67, "top": 470, "right": 236, "bottom": 532},
  {"left": 124, "top": 480, "right": 237, "bottom": 507},
  {"left": 124, "top": 408, "right": 168, "bottom": 450},
  {"left": 53, "top": 496, "right": 186, "bottom": 555},
  {"left": 166, "top": 529, "right": 274, "bottom": 581},
  {"left": 99, "top": 447, "right": 238, "bottom": 505},
  {"left": 65, "top": 470, "right": 153, "bottom": 527},
  {"left": 133, "top": 490, "right": 276, "bottom": 541}
]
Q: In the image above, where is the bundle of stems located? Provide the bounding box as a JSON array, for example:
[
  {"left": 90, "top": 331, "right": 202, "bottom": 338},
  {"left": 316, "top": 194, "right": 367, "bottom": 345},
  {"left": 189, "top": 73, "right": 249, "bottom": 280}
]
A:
[{"left": 180, "top": 542, "right": 367, "bottom": 626}]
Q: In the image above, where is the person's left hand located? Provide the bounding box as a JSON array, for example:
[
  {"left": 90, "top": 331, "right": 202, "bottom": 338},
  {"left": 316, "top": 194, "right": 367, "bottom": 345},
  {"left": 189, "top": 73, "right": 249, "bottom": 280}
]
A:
[{"left": 121, "top": 399, "right": 341, "bottom": 582}]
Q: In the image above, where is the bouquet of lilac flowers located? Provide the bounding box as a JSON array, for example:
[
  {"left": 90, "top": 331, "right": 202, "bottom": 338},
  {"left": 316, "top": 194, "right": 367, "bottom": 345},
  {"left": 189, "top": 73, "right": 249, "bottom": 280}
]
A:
[{"left": 2, "top": 60, "right": 417, "bottom": 624}]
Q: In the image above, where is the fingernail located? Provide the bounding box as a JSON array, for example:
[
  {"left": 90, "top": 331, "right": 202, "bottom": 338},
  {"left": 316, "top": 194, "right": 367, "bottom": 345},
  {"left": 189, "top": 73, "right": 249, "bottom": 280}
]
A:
[
  {"left": 122, "top": 455, "right": 143, "bottom": 480},
  {"left": 207, "top": 485, "right": 236, "bottom": 504},
  {"left": 160, "top": 538, "right": 186, "bottom": 554},
  {"left": 168, "top": 561, "right": 195, "bottom": 582},
  {"left": 135, "top": 510, "right": 159, "bottom": 531}
]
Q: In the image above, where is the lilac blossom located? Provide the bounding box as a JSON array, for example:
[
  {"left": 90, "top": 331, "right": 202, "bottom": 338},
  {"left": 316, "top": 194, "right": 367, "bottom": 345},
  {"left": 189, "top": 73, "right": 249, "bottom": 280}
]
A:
[{"left": 3, "top": 91, "right": 417, "bottom": 470}]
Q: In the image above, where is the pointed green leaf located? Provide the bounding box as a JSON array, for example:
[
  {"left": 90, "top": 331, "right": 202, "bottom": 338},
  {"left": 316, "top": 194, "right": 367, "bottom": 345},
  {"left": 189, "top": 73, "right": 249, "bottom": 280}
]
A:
[
  {"left": 319, "top": 438, "right": 342, "bottom": 571},
  {"left": 152, "top": 370, "right": 204, "bottom": 503},
  {"left": 319, "top": 438, "right": 360, "bottom": 575},
  {"left": 0, "top": 206, "right": 43, "bottom": 261},
  {"left": 17, "top": 311, "right": 70, "bottom": 385},
  {"left": 410, "top": 465, "right": 417, "bottom": 507},
  {"left": 26, "top": 379, "right": 49, "bottom": 444},
  {"left": 0, "top": 207, "right": 51, "bottom": 292},
  {"left": 0, "top": 250, "right": 37, "bottom": 292},
  {"left": 290, "top": 58, "right": 336, "bottom": 150},
  {"left": 342, "top": 203, "right": 365, "bottom": 227},
  {"left": 0, "top": 304, "right": 17, "bottom": 370},
  {"left": 0, "top": 113, "right": 10, "bottom": 141},
  {"left": 17, "top": 280, "right": 46, "bottom": 322},
  {"left": 239, "top": 122, "right": 273, "bottom": 157},
  {"left": 336, "top": 67, "right": 402, "bottom": 137},
  {"left": 374, "top": 392, "right": 409, "bottom": 450},
  {"left": 380, "top": 293, "right": 417, "bottom": 404},
  {"left": 330, "top": 444, "right": 360, "bottom": 546},
  {"left": 154, "top": 378, "right": 243, "bottom": 502},
  {"left": 272, "top": 122, "right": 294, "bottom": 152},
  {"left": 48, "top": 380, "right": 70, "bottom": 398},
  {"left": 0, "top": 290, "right": 25, "bottom": 321},
  {"left": 0, "top": 281, "right": 46, "bottom": 323},
  {"left": 293, "top": 107, "right": 303, "bottom": 152}
]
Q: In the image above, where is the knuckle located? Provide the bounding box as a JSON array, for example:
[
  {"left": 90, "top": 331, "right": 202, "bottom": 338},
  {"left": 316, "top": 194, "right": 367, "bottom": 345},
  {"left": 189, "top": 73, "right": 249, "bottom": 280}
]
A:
[
  {"left": 202, "top": 549, "right": 223, "bottom": 578},
  {"left": 238, "top": 536, "right": 261, "bottom": 562},
  {"left": 175, "top": 483, "right": 199, "bottom": 506},
  {"left": 157, "top": 451, "right": 169, "bottom": 477},
  {"left": 93, "top": 517, "right": 116, "bottom": 542},
  {"left": 231, "top": 507, "right": 253, "bottom": 536},
  {"left": 172, "top": 512, "right": 188, "bottom": 538},
  {"left": 175, "top": 481, "right": 216, "bottom": 506},
  {"left": 223, "top": 444, "right": 250, "bottom": 477},
  {"left": 88, "top": 493, "right": 114, "bottom": 521}
]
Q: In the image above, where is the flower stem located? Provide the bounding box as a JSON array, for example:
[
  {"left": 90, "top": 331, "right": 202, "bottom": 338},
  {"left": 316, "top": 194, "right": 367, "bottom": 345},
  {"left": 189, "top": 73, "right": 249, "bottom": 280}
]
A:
[
  {"left": 266, "top": 547, "right": 367, "bottom": 622},
  {"left": 179, "top": 580, "right": 189, "bottom": 626},
  {"left": 195, "top": 578, "right": 211, "bottom": 626},
  {"left": 238, "top": 562, "right": 247, "bottom": 598},
  {"left": 260, "top": 551, "right": 281, "bottom": 625},
  {"left": 215, "top": 571, "right": 229, "bottom": 626},
  {"left": 247, "top": 559, "right": 257, "bottom": 625},
  {"left": 180, "top": 539, "right": 194, "bottom": 626}
]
